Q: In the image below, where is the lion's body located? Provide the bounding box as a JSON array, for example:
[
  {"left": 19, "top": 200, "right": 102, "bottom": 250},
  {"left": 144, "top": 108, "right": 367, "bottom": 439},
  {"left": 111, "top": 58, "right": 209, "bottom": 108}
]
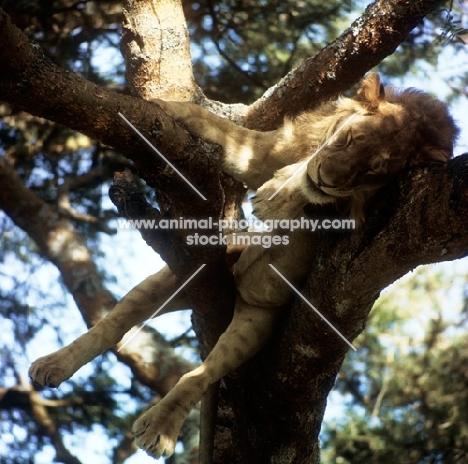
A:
[
  {"left": 156, "top": 73, "right": 457, "bottom": 225},
  {"left": 29, "top": 74, "right": 458, "bottom": 459}
]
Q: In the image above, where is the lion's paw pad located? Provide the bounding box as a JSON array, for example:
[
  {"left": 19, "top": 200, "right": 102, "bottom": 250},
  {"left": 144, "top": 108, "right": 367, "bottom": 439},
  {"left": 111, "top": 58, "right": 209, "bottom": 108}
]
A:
[
  {"left": 28, "top": 356, "right": 71, "bottom": 388},
  {"left": 133, "top": 412, "right": 179, "bottom": 458}
]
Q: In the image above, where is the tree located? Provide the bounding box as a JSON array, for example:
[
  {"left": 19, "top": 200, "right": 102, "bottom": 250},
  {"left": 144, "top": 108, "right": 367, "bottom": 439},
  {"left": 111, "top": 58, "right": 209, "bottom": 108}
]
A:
[
  {"left": 321, "top": 265, "right": 468, "bottom": 463},
  {"left": 0, "top": 0, "right": 467, "bottom": 463}
]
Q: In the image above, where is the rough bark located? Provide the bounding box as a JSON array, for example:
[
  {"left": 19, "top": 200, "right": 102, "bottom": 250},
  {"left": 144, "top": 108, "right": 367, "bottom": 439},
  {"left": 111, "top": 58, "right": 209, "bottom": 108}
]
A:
[
  {"left": 0, "top": 1, "right": 465, "bottom": 463},
  {"left": 121, "top": 0, "right": 198, "bottom": 101},
  {"left": 243, "top": 0, "right": 449, "bottom": 130},
  {"left": 224, "top": 158, "right": 468, "bottom": 463},
  {"left": 0, "top": 6, "right": 234, "bottom": 313}
]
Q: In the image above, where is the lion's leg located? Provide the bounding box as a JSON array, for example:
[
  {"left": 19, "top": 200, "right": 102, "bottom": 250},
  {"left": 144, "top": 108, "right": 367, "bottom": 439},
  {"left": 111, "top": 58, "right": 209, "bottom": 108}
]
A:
[
  {"left": 133, "top": 294, "right": 281, "bottom": 458},
  {"left": 29, "top": 265, "right": 187, "bottom": 388},
  {"left": 132, "top": 235, "right": 314, "bottom": 458}
]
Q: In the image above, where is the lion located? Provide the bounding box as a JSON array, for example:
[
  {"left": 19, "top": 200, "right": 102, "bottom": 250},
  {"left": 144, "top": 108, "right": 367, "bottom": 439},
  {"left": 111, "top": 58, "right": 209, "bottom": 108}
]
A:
[{"left": 29, "top": 73, "right": 458, "bottom": 459}]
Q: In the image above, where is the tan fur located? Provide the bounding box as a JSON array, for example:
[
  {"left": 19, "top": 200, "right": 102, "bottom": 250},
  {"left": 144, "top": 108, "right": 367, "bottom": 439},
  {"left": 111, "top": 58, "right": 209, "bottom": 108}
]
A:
[
  {"left": 28, "top": 267, "right": 187, "bottom": 388},
  {"left": 29, "top": 74, "right": 458, "bottom": 459},
  {"left": 155, "top": 73, "right": 457, "bottom": 224}
]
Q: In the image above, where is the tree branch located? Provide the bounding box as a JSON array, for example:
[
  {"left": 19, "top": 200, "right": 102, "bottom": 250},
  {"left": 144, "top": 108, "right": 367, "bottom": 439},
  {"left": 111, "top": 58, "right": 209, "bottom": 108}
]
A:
[
  {"left": 244, "top": 0, "right": 448, "bottom": 130},
  {"left": 0, "top": 5, "right": 236, "bottom": 322},
  {"left": 0, "top": 376, "right": 83, "bottom": 464},
  {"left": 225, "top": 156, "right": 468, "bottom": 461},
  {"left": 121, "top": 0, "right": 198, "bottom": 101},
  {"left": 57, "top": 164, "right": 117, "bottom": 234},
  {"left": 0, "top": 157, "right": 194, "bottom": 396}
]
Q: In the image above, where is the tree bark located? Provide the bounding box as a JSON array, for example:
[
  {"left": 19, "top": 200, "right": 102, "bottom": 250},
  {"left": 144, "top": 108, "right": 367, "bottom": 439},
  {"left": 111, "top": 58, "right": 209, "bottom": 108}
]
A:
[
  {"left": 121, "top": 0, "right": 198, "bottom": 101},
  {"left": 0, "top": 1, "right": 466, "bottom": 462},
  {"left": 243, "top": 0, "right": 449, "bottom": 130},
  {"left": 0, "top": 5, "right": 235, "bottom": 310},
  {"left": 223, "top": 158, "right": 468, "bottom": 463}
]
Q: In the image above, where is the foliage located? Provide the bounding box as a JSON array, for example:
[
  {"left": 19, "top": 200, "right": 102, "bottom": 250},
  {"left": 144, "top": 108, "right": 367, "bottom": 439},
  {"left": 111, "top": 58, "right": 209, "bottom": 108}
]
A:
[
  {"left": 0, "top": 0, "right": 467, "bottom": 462},
  {"left": 321, "top": 265, "right": 468, "bottom": 463},
  {"left": 185, "top": 0, "right": 353, "bottom": 102}
]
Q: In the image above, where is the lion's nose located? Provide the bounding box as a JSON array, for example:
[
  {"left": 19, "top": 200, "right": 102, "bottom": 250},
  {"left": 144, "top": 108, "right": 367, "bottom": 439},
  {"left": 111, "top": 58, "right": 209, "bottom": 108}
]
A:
[
  {"left": 316, "top": 157, "right": 355, "bottom": 189},
  {"left": 316, "top": 163, "right": 336, "bottom": 188}
]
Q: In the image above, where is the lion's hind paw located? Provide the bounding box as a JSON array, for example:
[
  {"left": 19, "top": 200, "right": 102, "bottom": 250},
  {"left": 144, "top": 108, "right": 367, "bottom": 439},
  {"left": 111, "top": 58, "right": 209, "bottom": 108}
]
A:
[{"left": 132, "top": 404, "right": 183, "bottom": 458}]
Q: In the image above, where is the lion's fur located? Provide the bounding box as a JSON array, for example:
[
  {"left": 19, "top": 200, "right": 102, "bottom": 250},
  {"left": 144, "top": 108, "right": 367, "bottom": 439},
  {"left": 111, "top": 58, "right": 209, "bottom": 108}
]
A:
[
  {"left": 29, "top": 74, "right": 459, "bottom": 459},
  {"left": 384, "top": 87, "right": 458, "bottom": 163},
  {"left": 287, "top": 86, "right": 457, "bottom": 166},
  {"left": 154, "top": 73, "right": 457, "bottom": 225}
]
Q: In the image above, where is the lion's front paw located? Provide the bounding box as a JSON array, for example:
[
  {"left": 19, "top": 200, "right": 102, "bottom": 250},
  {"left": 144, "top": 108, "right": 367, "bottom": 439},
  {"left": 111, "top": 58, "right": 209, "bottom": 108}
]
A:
[
  {"left": 252, "top": 163, "right": 310, "bottom": 221},
  {"left": 133, "top": 403, "right": 185, "bottom": 458},
  {"left": 253, "top": 179, "right": 306, "bottom": 221},
  {"left": 29, "top": 353, "right": 75, "bottom": 388}
]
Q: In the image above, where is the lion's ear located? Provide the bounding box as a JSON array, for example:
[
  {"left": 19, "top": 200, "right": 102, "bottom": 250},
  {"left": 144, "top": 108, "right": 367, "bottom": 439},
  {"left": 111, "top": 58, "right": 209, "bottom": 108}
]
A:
[{"left": 356, "top": 73, "right": 385, "bottom": 110}]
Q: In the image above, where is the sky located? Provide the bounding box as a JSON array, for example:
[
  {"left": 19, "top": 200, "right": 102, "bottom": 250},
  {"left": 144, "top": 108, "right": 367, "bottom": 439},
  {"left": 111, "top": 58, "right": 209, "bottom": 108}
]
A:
[
  {"left": 106, "top": 59, "right": 468, "bottom": 461},
  {"left": 2, "top": 6, "right": 468, "bottom": 464}
]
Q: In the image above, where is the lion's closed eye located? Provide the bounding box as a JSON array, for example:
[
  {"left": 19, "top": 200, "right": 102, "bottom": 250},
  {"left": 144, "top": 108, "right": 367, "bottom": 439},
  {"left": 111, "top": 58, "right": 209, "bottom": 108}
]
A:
[
  {"left": 331, "top": 129, "right": 366, "bottom": 148},
  {"left": 331, "top": 130, "right": 352, "bottom": 147}
]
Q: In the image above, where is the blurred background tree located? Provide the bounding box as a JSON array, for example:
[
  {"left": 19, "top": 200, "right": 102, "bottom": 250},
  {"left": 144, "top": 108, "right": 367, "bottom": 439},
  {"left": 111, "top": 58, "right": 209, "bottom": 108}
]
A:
[
  {"left": 321, "top": 264, "right": 468, "bottom": 463},
  {"left": 0, "top": 0, "right": 467, "bottom": 462}
]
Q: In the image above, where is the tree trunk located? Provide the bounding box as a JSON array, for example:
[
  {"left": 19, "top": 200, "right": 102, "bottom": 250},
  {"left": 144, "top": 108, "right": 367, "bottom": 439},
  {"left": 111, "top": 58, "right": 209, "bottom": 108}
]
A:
[
  {"left": 210, "top": 157, "right": 468, "bottom": 463},
  {"left": 0, "top": 1, "right": 466, "bottom": 462}
]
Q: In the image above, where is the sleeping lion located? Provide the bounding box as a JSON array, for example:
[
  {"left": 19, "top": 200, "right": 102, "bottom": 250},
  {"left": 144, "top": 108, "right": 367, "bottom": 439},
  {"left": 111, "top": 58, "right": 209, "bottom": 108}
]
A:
[{"left": 29, "top": 73, "right": 458, "bottom": 458}]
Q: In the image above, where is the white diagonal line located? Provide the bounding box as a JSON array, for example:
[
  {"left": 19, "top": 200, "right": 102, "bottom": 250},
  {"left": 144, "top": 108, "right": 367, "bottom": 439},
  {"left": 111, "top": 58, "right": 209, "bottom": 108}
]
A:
[
  {"left": 117, "top": 264, "right": 206, "bottom": 352},
  {"left": 268, "top": 113, "right": 358, "bottom": 200},
  {"left": 267, "top": 159, "right": 309, "bottom": 201},
  {"left": 268, "top": 264, "right": 357, "bottom": 351},
  {"left": 118, "top": 112, "right": 207, "bottom": 200}
]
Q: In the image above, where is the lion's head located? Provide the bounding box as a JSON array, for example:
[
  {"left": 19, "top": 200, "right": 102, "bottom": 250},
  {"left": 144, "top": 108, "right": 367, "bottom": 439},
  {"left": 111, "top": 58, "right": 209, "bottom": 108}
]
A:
[{"left": 299, "top": 73, "right": 459, "bottom": 221}]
